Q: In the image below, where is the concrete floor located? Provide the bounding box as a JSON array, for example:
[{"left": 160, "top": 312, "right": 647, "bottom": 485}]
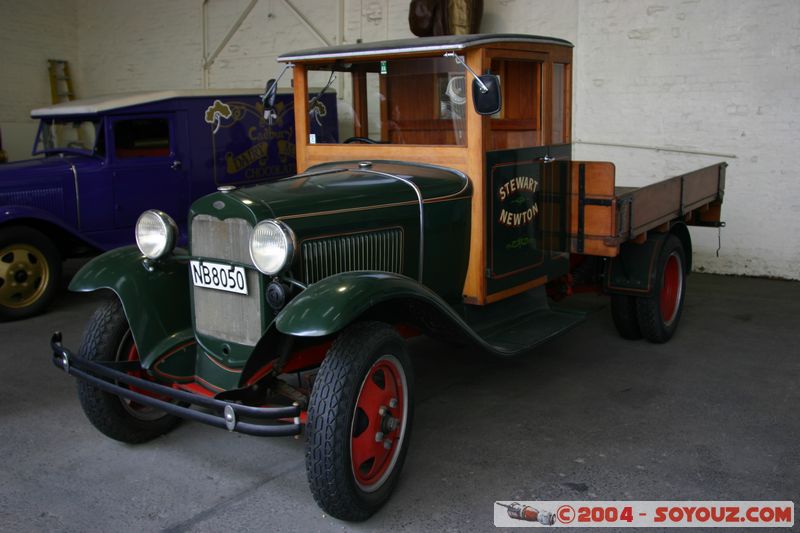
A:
[{"left": 0, "top": 271, "right": 798, "bottom": 532}]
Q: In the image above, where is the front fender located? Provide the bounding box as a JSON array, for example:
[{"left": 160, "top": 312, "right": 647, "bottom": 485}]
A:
[
  {"left": 0, "top": 205, "right": 103, "bottom": 250},
  {"left": 69, "top": 246, "right": 193, "bottom": 367},
  {"left": 0, "top": 205, "right": 64, "bottom": 226},
  {"left": 275, "top": 271, "right": 456, "bottom": 337},
  {"left": 275, "top": 270, "right": 578, "bottom": 358}
]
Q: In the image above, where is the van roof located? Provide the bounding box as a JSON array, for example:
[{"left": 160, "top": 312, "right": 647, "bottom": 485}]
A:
[{"left": 30, "top": 88, "right": 281, "bottom": 117}]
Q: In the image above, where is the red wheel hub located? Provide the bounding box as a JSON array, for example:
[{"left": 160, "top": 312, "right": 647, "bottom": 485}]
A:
[
  {"left": 350, "top": 355, "right": 407, "bottom": 492},
  {"left": 121, "top": 337, "right": 171, "bottom": 416},
  {"left": 660, "top": 252, "right": 682, "bottom": 325}
]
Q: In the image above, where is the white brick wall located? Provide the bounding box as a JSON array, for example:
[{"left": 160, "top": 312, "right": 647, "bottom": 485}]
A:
[
  {"left": 1, "top": 0, "right": 798, "bottom": 279},
  {"left": 76, "top": 0, "right": 204, "bottom": 94},
  {"left": 75, "top": 0, "right": 416, "bottom": 92},
  {"left": 573, "top": 0, "right": 800, "bottom": 280},
  {"left": 0, "top": 0, "right": 79, "bottom": 160}
]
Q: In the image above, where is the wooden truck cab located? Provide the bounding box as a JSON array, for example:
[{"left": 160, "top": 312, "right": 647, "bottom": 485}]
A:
[{"left": 281, "top": 34, "right": 724, "bottom": 308}]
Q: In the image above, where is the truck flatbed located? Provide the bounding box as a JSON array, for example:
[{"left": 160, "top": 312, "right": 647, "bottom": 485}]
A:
[{"left": 570, "top": 162, "right": 726, "bottom": 256}]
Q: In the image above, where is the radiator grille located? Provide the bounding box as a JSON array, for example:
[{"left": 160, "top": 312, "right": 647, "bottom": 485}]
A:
[
  {"left": 302, "top": 228, "right": 403, "bottom": 284},
  {"left": 191, "top": 215, "right": 262, "bottom": 346}
]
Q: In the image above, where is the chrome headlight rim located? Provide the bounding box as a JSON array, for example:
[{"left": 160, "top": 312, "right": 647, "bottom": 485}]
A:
[
  {"left": 135, "top": 209, "right": 178, "bottom": 260},
  {"left": 249, "top": 219, "right": 296, "bottom": 275}
]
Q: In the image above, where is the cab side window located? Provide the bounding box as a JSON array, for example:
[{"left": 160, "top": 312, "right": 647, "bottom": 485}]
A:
[
  {"left": 114, "top": 118, "right": 171, "bottom": 159},
  {"left": 488, "top": 59, "right": 543, "bottom": 150}
]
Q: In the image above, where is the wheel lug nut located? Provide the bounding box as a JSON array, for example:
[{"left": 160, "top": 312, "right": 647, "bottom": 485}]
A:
[
  {"left": 378, "top": 406, "right": 387, "bottom": 416},
  {"left": 374, "top": 431, "right": 384, "bottom": 442},
  {"left": 383, "top": 438, "right": 393, "bottom": 450},
  {"left": 389, "top": 398, "right": 398, "bottom": 408}
]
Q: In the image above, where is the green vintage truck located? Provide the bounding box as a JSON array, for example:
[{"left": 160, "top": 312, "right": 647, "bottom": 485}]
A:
[{"left": 51, "top": 34, "right": 726, "bottom": 521}]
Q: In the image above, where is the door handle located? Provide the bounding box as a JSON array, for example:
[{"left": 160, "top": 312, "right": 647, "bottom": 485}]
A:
[{"left": 171, "top": 160, "right": 182, "bottom": 170}]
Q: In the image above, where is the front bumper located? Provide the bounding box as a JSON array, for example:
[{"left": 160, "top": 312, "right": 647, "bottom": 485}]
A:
[{"left": 50, "top": 332, "right": 301, "bottom": 437}]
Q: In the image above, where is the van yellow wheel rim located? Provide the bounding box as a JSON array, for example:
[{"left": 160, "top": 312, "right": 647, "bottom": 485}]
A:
[{"left": 0, "top": 244, "right": 50, "bottom": 309}]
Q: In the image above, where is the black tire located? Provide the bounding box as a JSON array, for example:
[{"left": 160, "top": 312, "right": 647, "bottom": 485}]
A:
[
  {"left": 636, "top": 235, "right": 687, "bottom": 343},
  {"left": 305, "top": 322, "right": 414, "bottom": 521},
  {"left": 77, "top": 297, "right": 180, "bottom": 443},
  {"left": 0, "top": 226, "right": 61, "bottom": 320},
  {"left": 610, "top": 294, "right": 642, "bottom": 340}
]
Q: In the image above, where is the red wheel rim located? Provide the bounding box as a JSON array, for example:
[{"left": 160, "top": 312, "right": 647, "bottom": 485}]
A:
[
  {"left": 350, "top": 355, "right": 408, "bottom": 492},
  {"left": 659, "top": 252, "right": 683, "bottom": 326},
  {"left": 118, "top": 331, "right": 170, "bottom": 420}
]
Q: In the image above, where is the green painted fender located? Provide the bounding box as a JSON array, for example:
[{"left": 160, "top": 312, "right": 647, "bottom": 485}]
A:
[
  {"left": 274, "top": 271, "right": 577, "bottom": 358},
  {"left": 69, "top": 246, "right": 193, "bottom": 368},
  {"left": 275, "top": 271, "right": 458, "bottom": 337}
]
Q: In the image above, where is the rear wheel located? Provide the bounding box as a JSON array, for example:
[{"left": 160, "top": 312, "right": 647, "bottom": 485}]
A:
[
  {"left": 305, "top": 322, "right": 413, "bottom": 521},
  {"left": 636, "top": 235, "right": 686, "bottom": 343},
  {"left": 0, "top": 226, "right": 61, "bottom": 320},
  {"left": 610, "top": 294, "right": 641, "bottom": 339},
  {"left": 77, "top": 297, "right": 180, "bottom": 443}
]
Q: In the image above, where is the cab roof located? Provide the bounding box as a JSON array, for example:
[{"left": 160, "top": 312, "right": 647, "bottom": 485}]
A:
[{"left": 278, "top": 33, "right": 573, "bottom": 62}]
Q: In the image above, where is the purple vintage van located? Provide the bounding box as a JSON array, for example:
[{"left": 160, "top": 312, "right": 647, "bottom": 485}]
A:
[{"left": 0, "top": 89, "right": 337, "bottom": 319}]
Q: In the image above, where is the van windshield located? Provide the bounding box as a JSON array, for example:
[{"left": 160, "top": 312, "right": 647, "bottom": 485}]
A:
[
  {"left": 34, "top": 119, "right": 102, "bottom": 156},
  {"left": 307, "top": 56, "right": 467, "bottom": 146}
]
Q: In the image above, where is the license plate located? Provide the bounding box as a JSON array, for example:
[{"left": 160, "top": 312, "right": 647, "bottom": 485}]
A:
[{"left": 190, "top": 260, "right": 248, "bottom": 295}]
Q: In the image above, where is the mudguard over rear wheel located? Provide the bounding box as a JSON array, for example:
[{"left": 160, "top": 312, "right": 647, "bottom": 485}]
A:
[
  {"left": 77, "top": 296, "right": 180, "bottom": 443},
  {"left": 305, "top": 322, "right": 413, "bottom": 521}
]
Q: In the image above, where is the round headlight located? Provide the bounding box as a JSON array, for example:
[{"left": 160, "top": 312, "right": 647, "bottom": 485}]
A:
[
  {"left": 135, "top": 210, "right": 177, "bottom": 259},
  {"left": 249, "top": 220, "right": 295, "bottom": 275}
]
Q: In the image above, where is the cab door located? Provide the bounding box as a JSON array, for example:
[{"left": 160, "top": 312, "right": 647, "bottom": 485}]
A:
[
  {"left": 109, "top": 114, "right": 188, "bottom": 230},
  {"left": 483, "top": 53, "right": 571, "bottom": 300},
  {"left": 485, "top": 145, "right": 570, "bottom": 298}
]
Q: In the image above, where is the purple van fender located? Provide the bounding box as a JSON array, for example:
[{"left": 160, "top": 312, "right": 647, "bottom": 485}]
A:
[{"left": 0, "top": 204, "right": 105, "bottom": 251}]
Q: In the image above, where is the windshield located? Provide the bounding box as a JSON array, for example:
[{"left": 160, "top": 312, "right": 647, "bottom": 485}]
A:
[
  {"left": 306, "top": 55, "right": 468, "bottom": 146},
  {"left": 34, "top": 119, "right": 102, "bottom": 155}
]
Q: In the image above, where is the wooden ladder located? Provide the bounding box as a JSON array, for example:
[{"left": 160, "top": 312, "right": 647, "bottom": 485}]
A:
[{"left": 47, "top": 59, "right": 75, "bottom": 104}]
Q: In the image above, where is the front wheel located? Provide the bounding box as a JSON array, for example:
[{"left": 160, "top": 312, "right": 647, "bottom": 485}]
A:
[
  {"left": 0, "top": 226, "right": 61, "bottom": 320},
  {"left": 636, "top": 234, "right": 687, "bottom": 343},
  {"left": 305, "top": 322, "right": 413, "bottom": 521},
  {"left": 76, "top": 297, "right": 180, "bottom": 443}
]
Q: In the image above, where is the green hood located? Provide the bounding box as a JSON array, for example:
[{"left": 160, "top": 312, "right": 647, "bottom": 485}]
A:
[{"left": 228, "top": 160, "right": 469, "bottom": 220}]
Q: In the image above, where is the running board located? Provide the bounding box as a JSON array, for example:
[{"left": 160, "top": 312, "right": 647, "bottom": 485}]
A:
[{"left": 462, "top": 287, "right": 586, "bottom": 356}]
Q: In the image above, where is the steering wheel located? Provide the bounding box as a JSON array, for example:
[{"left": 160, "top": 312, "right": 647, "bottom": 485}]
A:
[{"left": 343, "top": 136, "right": 379, "bottom": 144}]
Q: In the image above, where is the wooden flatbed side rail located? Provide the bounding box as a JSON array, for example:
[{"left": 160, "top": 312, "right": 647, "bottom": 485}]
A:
[{"left": 615, "top": 162, "right": 727, "bottom": 242}]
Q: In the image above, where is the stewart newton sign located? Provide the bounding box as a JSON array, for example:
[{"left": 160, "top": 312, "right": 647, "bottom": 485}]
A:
[{"left": 498, "top": 175, "right": 540, "bottom": 228}]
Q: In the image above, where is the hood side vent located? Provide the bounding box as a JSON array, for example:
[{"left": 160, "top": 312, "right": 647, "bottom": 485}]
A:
[
  {"left": 301, "top": 228, "right": 403, "bottom": 285},
  {"left": 0, "top": 187, "right": 64, "bottom": 214}
]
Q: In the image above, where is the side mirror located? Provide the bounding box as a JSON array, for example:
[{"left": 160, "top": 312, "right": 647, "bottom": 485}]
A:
[
  {"left": 261, "top": 79, "right": 277, "bottom": 108},
  {"left": 473, "top": 74, "right": 501, "bottom": 116},
  {"left": 261, "top": 79, "right": 278, "bottom": 123}
]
